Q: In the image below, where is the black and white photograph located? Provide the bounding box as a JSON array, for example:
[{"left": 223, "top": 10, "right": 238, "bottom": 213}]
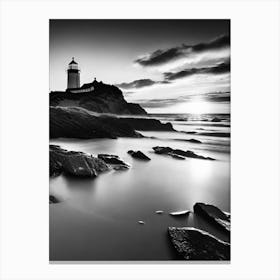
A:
[
  {"left": 49, "top": 19, "right": 231, "bottom": 261},
  {"left": 1, "top": 0, "right": 280, "bottom": 279}
]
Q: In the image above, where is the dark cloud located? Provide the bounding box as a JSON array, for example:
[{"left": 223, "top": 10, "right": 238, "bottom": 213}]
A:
[
  {"left": 164, "top": 60, "right": 230, "bottom": 81},
  {"left": 135, "top": 35, "right": 230, "bottom": 67},
  {"left": 116, "top": 60, "right": 230, "bottom": 91},
  {"left": 135, "top": 91, "right": 230, "bottom": 108},
  {"left": 115, "top": 79, "right": 158, "bottom": 89}
]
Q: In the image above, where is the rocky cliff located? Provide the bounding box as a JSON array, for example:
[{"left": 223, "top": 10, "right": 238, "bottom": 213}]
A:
[
  {"left": 50, "top": 106, "right": 174, "bottom": 139},
  {"left": 50, "top": 80, "right": 147, "bottom": 115}
]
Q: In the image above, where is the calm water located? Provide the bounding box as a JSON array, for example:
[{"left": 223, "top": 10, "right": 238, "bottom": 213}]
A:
[{"left": 49, "top": 114, "right": 230, "bottom": 261}]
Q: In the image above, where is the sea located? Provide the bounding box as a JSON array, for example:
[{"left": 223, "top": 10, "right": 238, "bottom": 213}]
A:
[{"left": 49, "top": 113, "right": 230, "bottom": 261}]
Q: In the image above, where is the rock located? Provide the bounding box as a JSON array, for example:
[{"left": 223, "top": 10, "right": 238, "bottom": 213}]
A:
[
  {"left": 193, "top": 202, "right": 230, "bottom": 233},
  {"left": 174, "top": 117, "right": 187, "bottom": 121},
  {"left": 50, "top": 80, "right": 147, "bottom": 115},
  {"left": 152, "top": 146, "right": 215, "bottom": 160},
  {"left": 49, "top": 195, "right": 60, "bottom": 204},
  {"left": 174, "top": 138, "right": 202, "bottom": 144},
  {"left": 153, "top": 146, "right": 173, "bottom": 154},
  {"left": 127, "top": 150, "right": 151, "bottom": 161},
  {"left": 197, "top": 132, "right": 230, "bottom": 137},
  {"left": 211, "top": 117, "right": 221, "bottom": 122},
  {"left": 155, "top": 210, "right": 164, "bottom": 214},
  {"left": 138, "top": 221, "right": 145, "bottom": 225},
  {"left": 168, "top": 227, "right": 230, "bottom": 260},
  {"left": 50, "top": 106, "right": 173, "bottom": 139},
  {"left": 98, "top": 154, "right": 130, "bottom": 170},
  {"left": 187, "top": 138, "right": 202, "bottom": 144},
  {"left": 167, "top": 153, "right": 186, "bottom": 160},
  {"left": 50, "top": 106, "right": 141, "bottom": 139},
  {"left": 169, "top": 210, "right": 191, "bottom": 216},
  {"left": 50, "top": 145, "right": 109, "bottom": 177},
  {"left": 121, "top": 117, "right": 175, "bottom": 131}
]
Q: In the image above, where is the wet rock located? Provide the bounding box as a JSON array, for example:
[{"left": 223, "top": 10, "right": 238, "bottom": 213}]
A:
[
  {"left": 122, "top": 118, "right": 175, "bottom": 131},
  {"left": 98, "top": 154, "right": 130, "bottom": 170},
  {"left": 49, "top": 195, "right": 60, "bottom": 204},
  {"left": 168, "top": 227, "right": 230, "bottom": 260},
  {"left": 152, "top": 146, "right": 215, "bottom": 160},
  {"left": 153, "top": 146, "right": 173, "bottom": 154},
  {"left": 174, "top": 138, "right": 202, "bottom": 144},
  {"left": 211, "top": 117, "right": 221, "bottom": 122},
  {"left": 167, "top": 153, "right": 186, "bottom": 160},
  {"left": 169, "top": 210, "right": 191, "bottom": 216},
  {"left": 50, "top": 106, "right": 141, "bottom": 139},
  {"left": 127, "top": 150, "right": 151, "bottom": 161},
  {"left": 193, "top": 202, "right": 230, "bottom": 233},
  {"left": 187, "top": 138, "right": 202, "bottom": 143},
  {"left": 50, "top": 145, "right": 109, "bottom": 177}
]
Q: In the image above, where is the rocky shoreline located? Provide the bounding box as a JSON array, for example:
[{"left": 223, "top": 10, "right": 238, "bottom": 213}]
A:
[{"left": 50, "top": 106, "right": 175, "bottom": 139}]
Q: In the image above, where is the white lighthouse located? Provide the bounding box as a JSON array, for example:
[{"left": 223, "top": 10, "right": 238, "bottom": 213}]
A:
[{"left": 67, "top": 57, "right": 80, "bottom": 89}]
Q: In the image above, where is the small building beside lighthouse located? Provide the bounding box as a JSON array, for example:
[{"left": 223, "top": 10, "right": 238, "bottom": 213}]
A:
[{"left": 67, "top": 57, "right": 80, "bottom": 89}]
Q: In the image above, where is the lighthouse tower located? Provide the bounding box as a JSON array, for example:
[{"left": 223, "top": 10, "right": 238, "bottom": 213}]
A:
[{"left": 67, "top": 57, "right": 80, "bottom": 89}]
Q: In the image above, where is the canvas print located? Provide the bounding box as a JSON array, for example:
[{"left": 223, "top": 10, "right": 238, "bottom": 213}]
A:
[{"left": 49, "top": 19, "right": 230, "bottom": 261}]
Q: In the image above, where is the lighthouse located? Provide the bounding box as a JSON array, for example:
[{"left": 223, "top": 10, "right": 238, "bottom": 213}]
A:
[{"left": 67, "top": 57, "right": 80, "bottom": 89}]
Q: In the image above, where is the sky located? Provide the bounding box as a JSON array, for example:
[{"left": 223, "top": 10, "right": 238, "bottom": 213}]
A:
[{"left": 50, "top": 20, "right": 230, "bottom": 114}]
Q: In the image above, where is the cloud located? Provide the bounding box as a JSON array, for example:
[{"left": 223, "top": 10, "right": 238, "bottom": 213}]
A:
[
  {"left": 164, "top": 60, "right": 230, "bottom": 81},
  {"left": 135, "top": 35, "right": 230, "bottom": 67},
  {"left": 115, "top": 79, "right": 158, "bottom": 89},
  {"left": 135, "top": 91, "right": 230, "bottom": 108}
]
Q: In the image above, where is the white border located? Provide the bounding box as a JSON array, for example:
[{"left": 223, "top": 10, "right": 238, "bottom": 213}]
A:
[{"left": 0, "top": 0, "right": 280, "bottom": 279}]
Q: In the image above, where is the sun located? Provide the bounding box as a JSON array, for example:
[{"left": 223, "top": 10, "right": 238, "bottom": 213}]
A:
[{"left": 172, "top": 100, "right": 212, "bottom": 114}]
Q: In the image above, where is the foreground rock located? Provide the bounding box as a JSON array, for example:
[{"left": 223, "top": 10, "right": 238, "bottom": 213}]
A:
[
  {"left": 50, "top": 79, "right": 147, "bottom": 115},
  {"left": 168, "top": 227, "right": 230, "bottom": 260},
  {"left": 193, "top": 203, "right": 230, "bottom": 233},
  {"left": 152, "top": 146, "right": 215, "bottom": 160},
  {"left": 98, "top": 154, "right": 130, "bottom": 170},
  {"left": 50, "top": 145, "right": 109, "bottom": 177},
  {"left": 127, "top": 150, "right": 151, "bottom": 161},
  {"left": 49, "top": 195, "right": 60, "bottom": 204},
  {"left": 169, "top": 210, "right": 191, "bottom": 216}
]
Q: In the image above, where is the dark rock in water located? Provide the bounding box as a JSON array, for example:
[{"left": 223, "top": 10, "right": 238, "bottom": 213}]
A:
[
  {"left": 50, "top": 155, "right": 62, "bottom": 177},
  {"left": 169, "top": 210, "right": 191, "bottom": 216},
  {"left": 197, "top": 132, "right": 230, "bottom": 137},
  {"left": 211, "top": 117, "right": 221, "bottom": 122},
  {"left": 50, "top": 106, "right": 173, "bottom": 139},
  {"left": 168, "top": 227, "right": 230, "bottom": 260},
  {"left": 167, "top": 153, "right": 186, "bottom": 160},
  {"left": 98, "top": 154, "right": 130, "bottom": 169},
  {"left": 121, "top": 117, "right": 175, "bottom": 131},
  {"left": 153, "top": 146, "right": 173, "bottom": 155},
  {"left": 187, "top": 138, "right": 202, "bottom": 143},
  {"left": 174, "top": 138, "right": 202, "bottom": 144},
  {"left": 50, "top": 80, "right": 147, "bottom": 115},
  {"left": 49, "top": 195, "right": 60, "bottom": 204},
  {"left": 174, "top": 117, "right": 187, "bottom": 121},
  {"left": 193, "top": 202, "right": 230, "bottom": 233},
  {"left": 50, "top": 106, "right": 141, "bottom": 139},
  {"left": 127, "top": 150, "right": 151, "bottom": 161},
  {"left": 50, "top": 145, "right": 109, "bottom": 177},
  {"left": 152, "top": 146, "right": 215, "bottom": 160}
]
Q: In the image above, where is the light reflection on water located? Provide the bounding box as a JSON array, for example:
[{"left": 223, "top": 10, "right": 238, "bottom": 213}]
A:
[{"left": 50, "top": 129, "right": 230, "bottom": 261}]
